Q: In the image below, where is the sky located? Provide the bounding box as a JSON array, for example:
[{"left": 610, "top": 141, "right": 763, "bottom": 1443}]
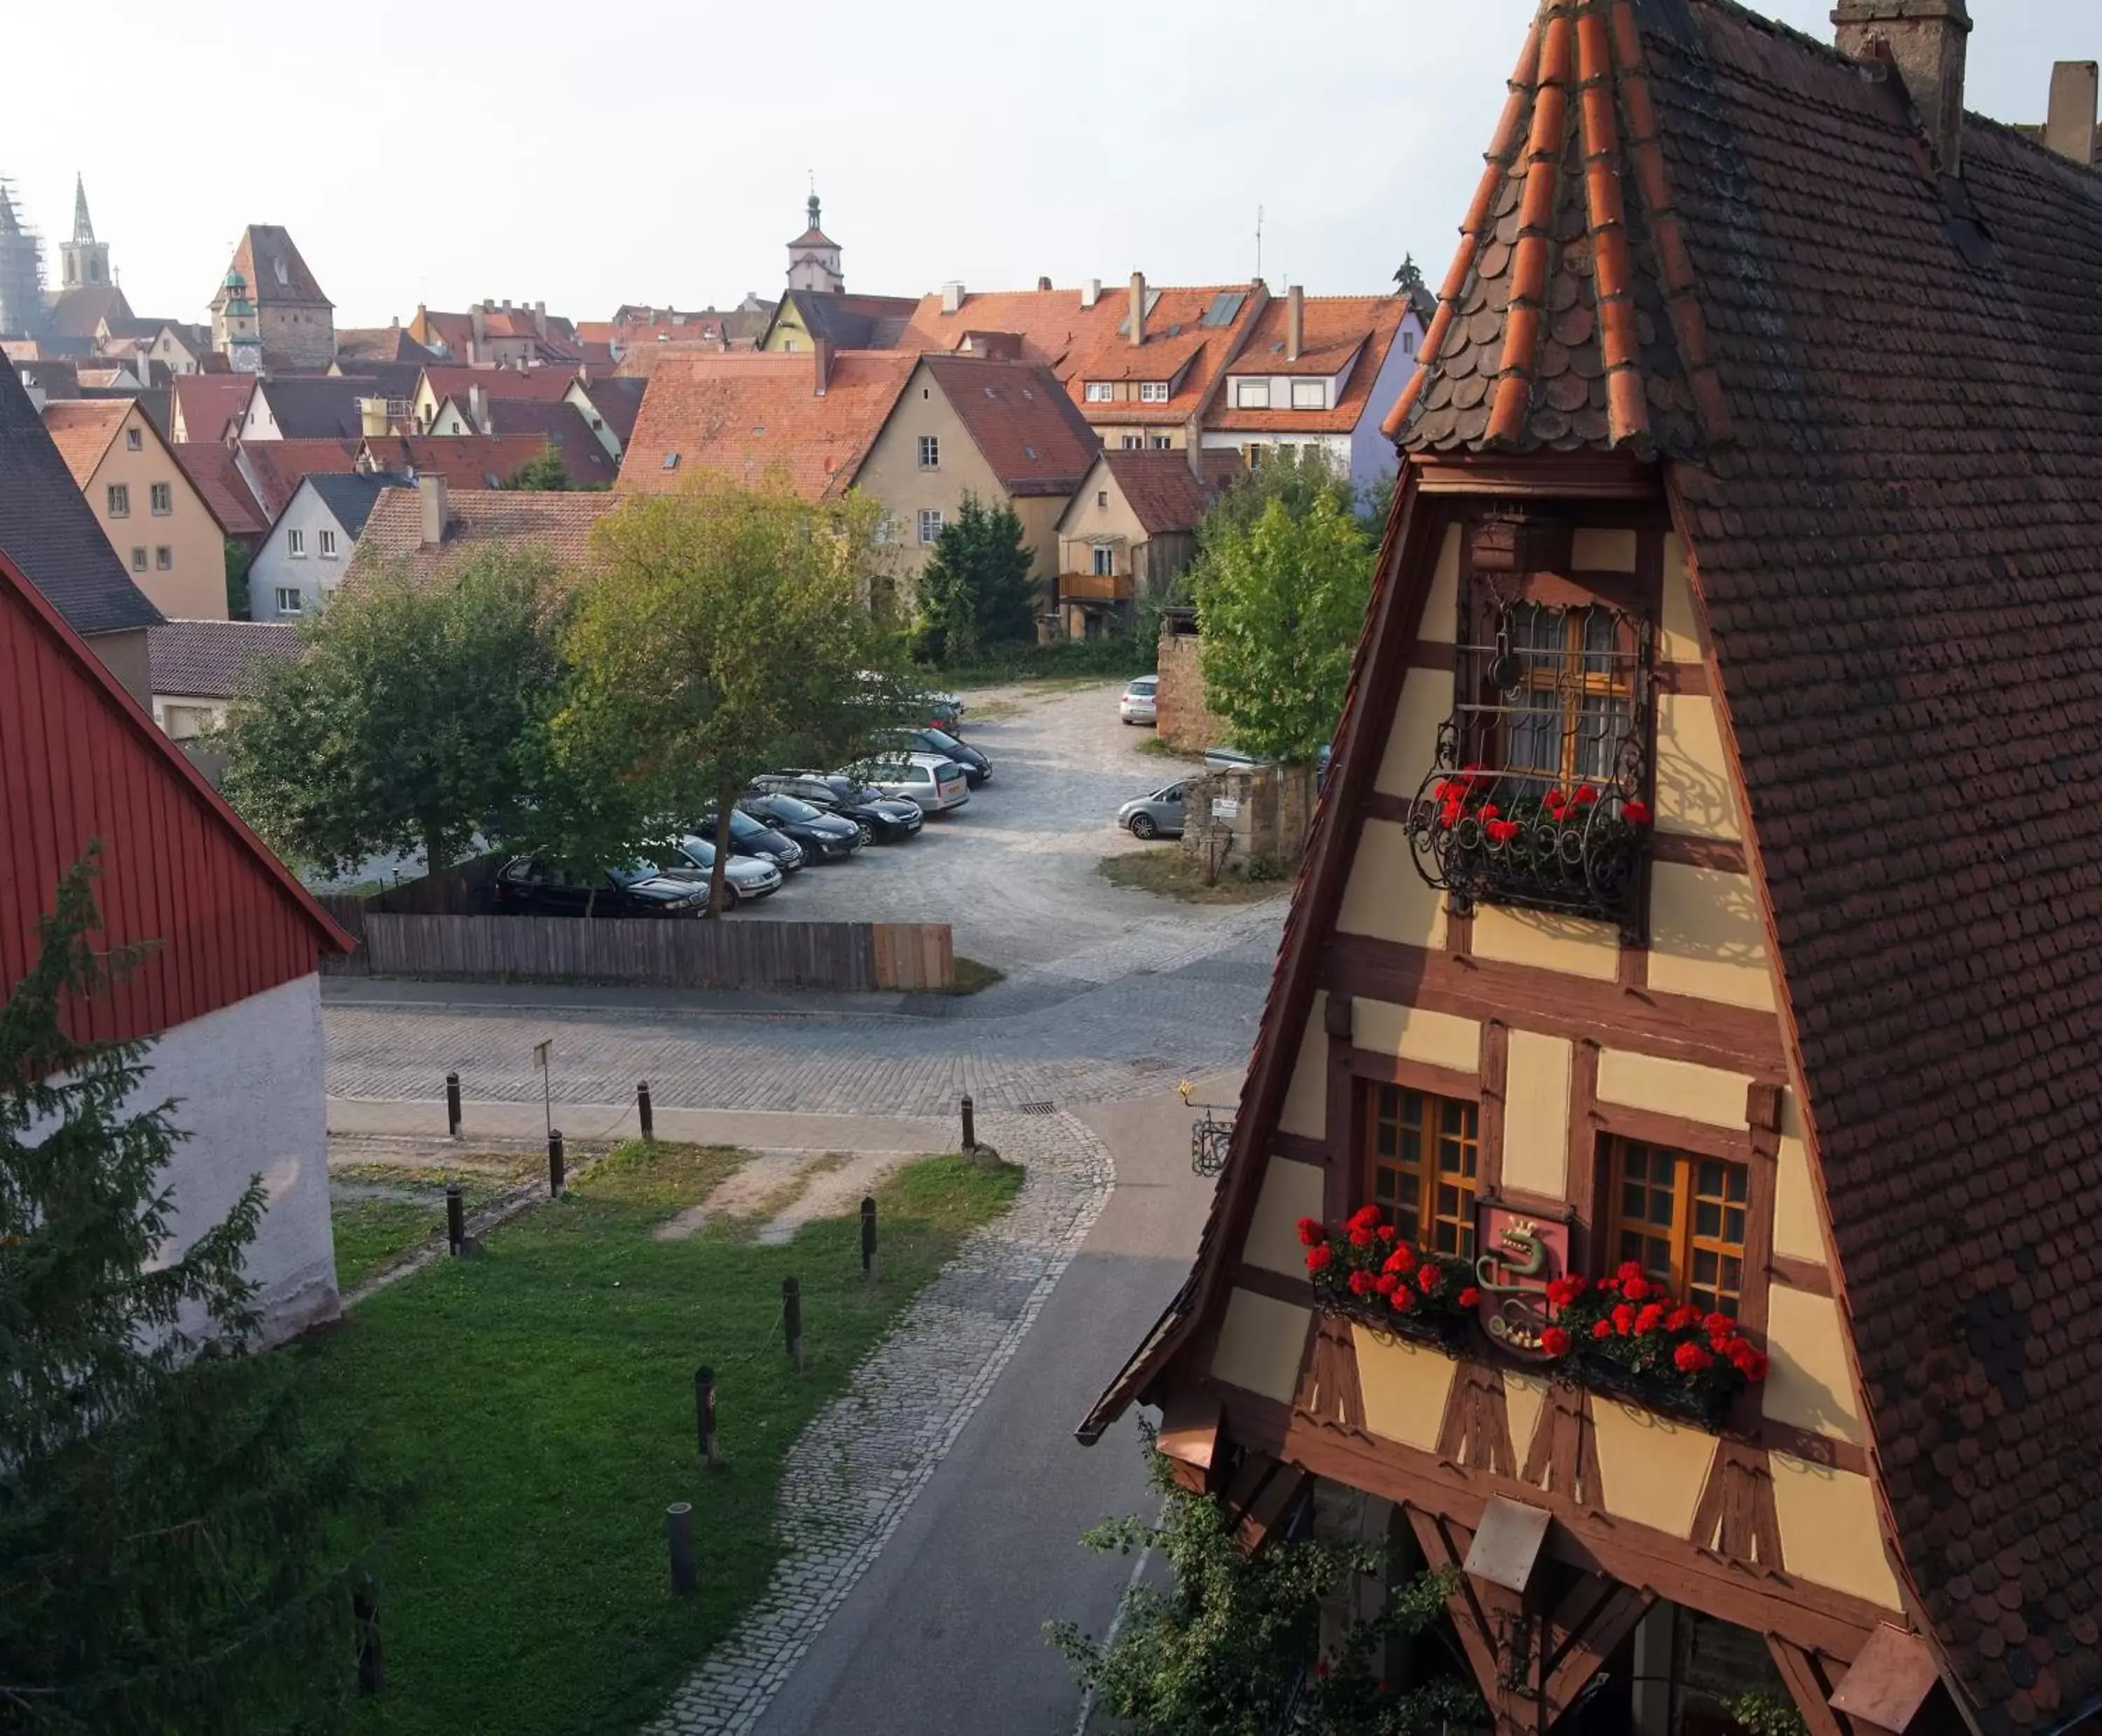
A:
[{"left": 3, "top": 0, "right": 2091, "bottom": 329}]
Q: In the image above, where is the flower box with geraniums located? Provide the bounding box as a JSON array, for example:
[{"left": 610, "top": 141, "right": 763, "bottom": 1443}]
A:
[
  {"left": 1296, "top": 1206, "right": 1481, "bottom": 1354},
  {"left": 1535, "top": 1262, "right": 1770, "bottom": 1431}
]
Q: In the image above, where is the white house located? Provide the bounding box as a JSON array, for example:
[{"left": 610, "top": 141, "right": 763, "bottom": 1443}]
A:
[{"left": 250, "top": 472, "right": 403, "bottom": 621}]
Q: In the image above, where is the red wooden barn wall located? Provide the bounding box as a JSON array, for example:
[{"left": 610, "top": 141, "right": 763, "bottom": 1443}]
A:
[{"left": 0, "top": 556, "right": 343, "bottom": 1046}]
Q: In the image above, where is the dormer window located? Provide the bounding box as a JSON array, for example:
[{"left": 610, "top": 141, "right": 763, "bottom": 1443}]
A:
[
  {"left": 1233, "top": 379, "right": 1270, "bottom": 408},
  {"left": 1139, "top": 381, "right": 1169, "bottom": 404},
  {"left": 1085, "top": 382, "right": 1113, "bottom": 403},
  {"left": 1290, "top": 380, "right": 1326, "bottom": 410}
]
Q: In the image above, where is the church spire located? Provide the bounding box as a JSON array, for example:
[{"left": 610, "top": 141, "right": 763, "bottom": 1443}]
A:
[
  {"left": 807, "top": 191, "right": 821, "bottom": 233},
  {"left": 72, "top": 174, "right": 93, "bottom": 246}
]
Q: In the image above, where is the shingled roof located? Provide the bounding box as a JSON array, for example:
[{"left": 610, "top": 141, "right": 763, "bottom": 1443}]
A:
[
  {"left": 147, "top": 618, "right": 300, "bottom": 699},
  {"left": 1379, "top": 0, "right": 2102, "bottom": 1724},
  {"left": 1092, "top": 448, "right": 1239, "bottom": 535},
  {"left": 346, "top": 488, "right": 621, "bottom": 591},
  {"left": 920, "top": 355, "right": 1101, "bottom": 496},
  {"left": 214, "top": 226, "right": 331, "bottom": 310}
]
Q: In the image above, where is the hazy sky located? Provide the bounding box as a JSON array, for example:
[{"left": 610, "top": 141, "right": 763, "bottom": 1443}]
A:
[{"left": 4, "top": 1, "right": 2091, "bottom": 329}]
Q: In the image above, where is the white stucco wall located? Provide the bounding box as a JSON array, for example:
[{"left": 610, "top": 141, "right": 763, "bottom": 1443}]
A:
[
  {"left": 142, "top": 972, "right": 338, "bottom": 1344},
  {"left": 249, "top": 481, "right": 353, "bottom": 621}
]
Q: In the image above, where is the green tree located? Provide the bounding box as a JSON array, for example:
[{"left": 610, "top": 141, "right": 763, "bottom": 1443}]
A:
[
  {"left": 1193, "top": 490, "right": 1373, "bottom": 762},
  {"left": 556, "top": 481, "right": 902, "bottom": 914},
  {"left": 501, "top": 447, "right": 573, "bottom": 491},
  {"left": 0, "top": 855, "right": 367, "bottom": 1731},
  {"left": 224, "top": 539, "right": 254, "bottom": 619},
  {"left": 1197, "top": 447, "right": 1356, "bottom": 550},
  {"left": 1047, "top": 1449, "right": 1481, "bottom": 1735},
  {"left": 912, "top": 495, "right": 1038, "bottom": 664},
  {"left": 219, "top": 548, "right": 568, "bottom": 877}
]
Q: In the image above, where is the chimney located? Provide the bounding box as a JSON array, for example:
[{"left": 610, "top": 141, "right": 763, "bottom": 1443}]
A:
[
  {"left": 418, "top": 474, "right": 448, "bottom": 547},
  {"left": 1186, "top": 420, "right": 1205, "bottom": 482},
  {"left": 359, "top": 397, "right": 389, "bottom": 438},
  {"left": 1286, "top": 284, "right": 1304, "bottom": 361},
  {"left": 2045, "top": 60, "right": 2100, "bottom": 166},
  {"left": 470, "top": 305, "right": 487, "bottom": 345},
  {"left": 533, "top": 298, "right": 547, "bottom": 338},
  {"left": 813, "top": 336, "right": 834, "bottom": 395},
  {"left": 1081, "top": 278, "right": 1101, "bottom": 309},
  {"left": 1832, "top": 0, "right": 1972, "bottom": 174},
  {"left": 469, "top": 382, "right": 488, "bottom": 431},
  {"left": 941, "top": 280, "right": 966, "bottom": 315},
  {"left": 1037, "top": 275, "right": 1052, "bottom": 292},
  {"left": 390, "top": 314, "right": 400, "bottom": 329},
  {"left": 1129, "top": 272, "right": 1146, "bottom": 347}
]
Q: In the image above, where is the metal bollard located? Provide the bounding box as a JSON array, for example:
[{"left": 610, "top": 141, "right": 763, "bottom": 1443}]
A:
[
  {"left": 666, "top": 1502, "right": 697, "bottom": 1595},
  {"left": 353, "top": 1573, "right": 385, "bottom": 1696},
  {"left": 638, "top": 1080, "right": 654, "bottom": 1142},
  {"left": 695, "top": 1365, "right": 720, "bottom": 1468},
  {"left": 783, "top": 1276, "right": 804, "bottom": 1374},
  {"left": 860, "top": 1196, "right": 877, "bottom": 1283},
  {"left": 446, "top": 1183, "right": 465, "bottom": 1255},
  {"left": 445, "top": 1071, "right": 462, "bottom": 1139},
  {"left": 960, "top": 1092, "right": 976, "bottom": 1154},
  {"left": 548, "top": 1129, "right": 565, "bottom": 1198}
]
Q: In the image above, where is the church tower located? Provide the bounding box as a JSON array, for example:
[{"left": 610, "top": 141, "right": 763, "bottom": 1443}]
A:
[
  {"left": 785, "top": 192, "right": 844, "bottom": 294},
  {"left": 0, "top": 180, "right": 46, "bottom": 340},
  {"left": 59, "top": 174, "right": 110, "bottom": 290}
]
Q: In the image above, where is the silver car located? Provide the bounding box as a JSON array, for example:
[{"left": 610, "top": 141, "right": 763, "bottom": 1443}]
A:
[
  {"left": 652, "top": 836, "right": 784, "bottom": 910},
  {"left": 849, "top": 752, "right": 971, "bottom": 814},
  {"left": 1118, "top": 778, "right": 1190, "bottom": 839},
  {"left": 1119, "top": 675, "right": 1158, "bottom": 726}
]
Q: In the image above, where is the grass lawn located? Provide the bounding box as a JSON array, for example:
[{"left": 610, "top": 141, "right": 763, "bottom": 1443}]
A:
[
  {"left": 298, "top": 1143, "right": 1021, "bottom": 1736},
  {"left": 1099, "top": 848, "right": 1291, "bottom": 905},
  {"left": 1135, "top": 736, "right": 1203, "bottom": 762},
  {"left": 329, "top": 1161, "right": 533, "bottom": 1291},
  {"left": 946, "top": 954, "right": 1007, "bottom": 995}
]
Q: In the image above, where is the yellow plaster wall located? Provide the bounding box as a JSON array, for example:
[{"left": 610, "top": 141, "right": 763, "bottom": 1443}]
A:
[
  {"left": 1278, "top": 995, "right": 1328, "bottom": 1139},
  {"left": 1471, "top": 905, "right": 1619, "bottom": 981},
  {"left": 1503, "top": 1371, "right": 1550, "bottom": 1484},
  {"left": 1764, "top": 1287, "right": 1866, "bottom": 1446},
  {"left": 1354, "top": 999, "right": 1479, "bottom": 1073},
  {"left": 1768, "top": 1454, "right": 1904, "bottom": 1610},
  {"left": 1352, "top": 1325, "right": 1457, "bottom": 1452},
  {"left": 1589, "top": 1398, "right": 1718, "bottom": 1538},
  {"left": 1503, "top": 1029, "right": 1573, "bottom": 1197},
  {"left": 1773, "top": 1092, "right": 1826, "bottom": 1264},
  {"left": 1572, "top": 528, "right": 1637, "bottom": 572},
  {"left": 1595, "top": 1049, "right": 1752, "bottom": 1129},
  {"left": 1654, "top": 694, "right": 1742, "bottom": 841},
  {"left": 1418, "top": 525, "right": 1461, "bottom": 642},
  {"left": 1209, "top": 1289, "right": 1312, "bottom": 1405},
  {"left": 1243, "top": 1158, "right": 1327, "bottom": 1277},
  {"left": 1336, "top": 820, "right": 1448, "bottom": 951},
  {"left": 1661, "top": 534, "right": 1702, "bottom": 663},
  {"left": 1373, "top": 668, "right": 1455, "bottom": 798},
  {"left": 1647, "top": 862, "right": 1777, "bottom": 1012}
]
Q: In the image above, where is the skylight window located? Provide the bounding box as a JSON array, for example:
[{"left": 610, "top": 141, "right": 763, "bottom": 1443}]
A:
[{"left": 663, "top": 452, "right": 680, "bottom": 470}]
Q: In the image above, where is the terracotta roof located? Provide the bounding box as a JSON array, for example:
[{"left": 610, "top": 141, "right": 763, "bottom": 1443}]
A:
[
  {"left": 214, "top": 226, "right": 331, "bottom": 310},
  {"left": 1093, "top": 448, "right": 1237, "bottom": 535},
  {"left": 39, "top": 398, "right": 131, "bottom": 484},
  {"left": 1209, "top": 295, "right": 1409, "bottom": 433},
  {"left": 418, "top": 364, "right": 579, "bottom": 406},
  {"left": 571, "top": 375, "right": 647, "bottom": 444},
  {"left": 168, "top": 439, "right": 267, "bottom": 539},
  {"left": 898, "top": 287, "right": 1103, "bottom": 372},
  {"left": 618, "top": 351, "right": 918, "bottom": 501},
  {"left": 467, "top": 400, "right": 619, "bottom": 485},
  {"left": 147, "top": 618, "right": 301, "bottom": 699},
  {"left": 359, "top": 434, "right": 592, "bottom": 492},
  {"left": 920, "top": 356, "right": 1101, "bottom": 496},
  {"left": 0, "top": 364, "right": 160, "bottom": 637},
  {"left": 347, "top": 487, "right": 622, "bottom": 590},
  {"left": 235, "top": 439, "right": 364, "bottom": 521},
  {"left": 170, "top": 374, "right": 256, "bottom": 444}
]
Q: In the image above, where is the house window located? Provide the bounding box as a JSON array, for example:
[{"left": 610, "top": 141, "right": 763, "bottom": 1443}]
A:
[
  {"left": 150, "top": 481, "right": 172, "bottom": 515},
  {"left": 154, "top": 546, "right": 172, "bottom": 570},
  {"left": 1092, "top": 544, "right": 1115, "bottom": 577},
  {"left": 1504, "top": 603, "right": 1637, "bottom": 787},
  {"left": 1149, "top": 434, "right": 1172, "bottom": 450},
  {"left": 320, "top": 528, "right": 339, "bottom": 558},
  {"left": 1085, "top": 381, "right": 1113, "bottom": 403},
  {"left": 287, "top": 528, "right": 305, "bottom": 557},
  {"left": 663, "top": 452, "right": 680, "bottom": 470},
  {"left": 1139, "top": 381, "right": 1169, "bottom": 404},
  {"left": 130, "top": 546, "right": 146, "bottom": 572},
  {"left": 1364, "top": 1084, "right": 1478, "bottom": 1258},
  {"left": 107, "top": 483, "right": 130, "bottom": 517},
  {"left": 275, "top": 586, "right": 303, "bottom": 615},
  {"left": 1402, "top": 330, "right": 1417, "bottom": 355},
  {"left": 1291, "top": 380, "right": 1326, "bottom": 410},
  {"left": 1097, "top": 490, "right": 1108, "bottom": 508},
  {"left": 917, "top": 508, "right": 944, "bottom": 544},
  {"left": 1120, "top": 434, "right": 1143, "bottom": 450},
  {"left": 916, "top": 435, "right": 940, "bottom": 469},
  {"left": 1607, "top": 1140, "right": 1749, "bottom": 1316},
  {"left": 125, "top": 427, "right": 142, "bottom": 451},
  {"left": 871, "top": 513, "right": 893, "bottom": 544},
  {"left": 1234, "top": 379, "right": 1270, "bottom": 409}
]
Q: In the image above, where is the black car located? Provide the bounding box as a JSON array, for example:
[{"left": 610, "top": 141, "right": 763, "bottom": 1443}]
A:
[
  {"left": 736, "top": 792, "right": 863, "bottom": 862},
  {"left": 751, "top": 772, "right": 924, "bottom": 844},
  {"left": 881, "top": 726, "right": 991, "bottom": 787},
  {"left": 490, "top": 857, "right": 709, "bottom": 918},
  {"left": 692, "top": 806, "right": 805, "bottom": 874}
]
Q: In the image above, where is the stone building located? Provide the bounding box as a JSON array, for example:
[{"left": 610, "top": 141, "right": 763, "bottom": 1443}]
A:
[{"left": 209, "top": 226, "right": 333, "bottom": 369}]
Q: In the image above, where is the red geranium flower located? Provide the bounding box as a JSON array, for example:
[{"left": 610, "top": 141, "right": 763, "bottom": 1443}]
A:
[
  {"left": 1459, "top": 1286, "right": 1481, "bottom": 1308},
  {"left": 1635, "top": 1303, "right": 1666, "bottom": 1335},
  {"left": 1612, "top": 1304, "right": 1637, "bottom": 1336},
  {"left": 1478, "top": 804, "right": 1501, "bottom": 822},
  {"left": 1306, "top": 1244, "right": 1334, "bottom": 1273},
  {"left": 1348, "top": 1269, "right": 1377, "bottom": 1297},
  {"left": 1349, "top": 1204, "right": 1381, "bottom": 1232},
  {"left": 1573, "top": 785, "right": 1599, "bottom": 806},
  {"left": 1391, "top": 1286, "right": 1415, "bottom": 1313},
  {"left": 1592, "top": 1318, "right": 1614, "bottom": 1339},
  {"left": 1546, "top": 1274, "right": 1588, "bottom": 1307},
  {"left": 1541, "top": 1326, "right": 1572, "bottom": 1356},
  {"left": 1378, "top": 1223, "right": 1398, "bottom": 1244},
  {"left": 1733, "top": 1348, "right": 1769, "bottom": 1382},
  {"left": 1675, "top": 1341, "right": 1715, "bottom": 1374},
  {"left": 1617, "top": 1260, "right": 1646, "bottom": 1283},
  {"left": 1296, "top": 1217, "right": 1323, "bottom": 1246},
  {"left": 1349, "top": 1226, "right": 1375, "bottom": 1248},
  {"left": 1620, "top": 1274, "right": 1650, "bottom": 1302},
  {"left": 1667, "top": 1304, "right": 1700, "bottom": 1331},
  {"left": 1383, "top": 1244, "right": 1415, "bottom": 1274},
  {"left": 1622, "top": 799, "right": 1651, "bottom": 827},
  {"left": 1417, "top": 1265, "right": 1438, "bottom": 1293},
  {"left": 1703, "top": 1312, "right": 1734, "bottom": 1339},
  {"left": 1374, "top": 1273, "right": 1400, "bottom": 1295},
  {"left": 1485, "top": 819, "right": 1521, "bottom": 845}
]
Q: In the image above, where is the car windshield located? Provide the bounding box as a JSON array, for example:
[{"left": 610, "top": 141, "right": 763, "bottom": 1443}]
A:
[
  {"left": 609, "top": 862, "right": 662, "bottom": 886},
  {"left": 759, "top": 794, "right": 823, "bottom": 823},
  {"left": 1129, "top": 679, "right": 1156, "bottom": 694},
  {"left": 919, "top": 727, "right": 966, "bottom": 755},
  {"left": 669, "top": 836, "right": 715, "bottom": 867}
]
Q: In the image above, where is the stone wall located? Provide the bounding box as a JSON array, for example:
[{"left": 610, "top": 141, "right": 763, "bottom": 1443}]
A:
[
  {"left": 1179, "top": 760, "right": 1318, "bottom": 878},
  {"left": 1155, "top": 624, "right": 1229, "bottom": 751}
]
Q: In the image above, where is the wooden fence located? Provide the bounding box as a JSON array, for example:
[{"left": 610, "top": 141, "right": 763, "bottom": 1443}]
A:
[{"left": 352, "top": 914, "right": 953, "bottom": 992}]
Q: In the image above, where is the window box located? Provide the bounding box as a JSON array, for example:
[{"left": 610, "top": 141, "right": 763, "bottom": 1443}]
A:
[
  {"left": 1559, "top": 1348, "right": 1733, "bottom": 1431},
  {"left": 1537, "top": 1262, "right": 1768, "bottom": 1433},
  {"left": 1298, "top": 1206, "right": 1481, "bottom": 1357}
]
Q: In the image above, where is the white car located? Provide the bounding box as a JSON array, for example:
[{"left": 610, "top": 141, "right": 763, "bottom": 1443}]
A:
[
  {"left": 844, "top": 752, "right": 972, "bottom": 814},
  {"left": 1119, "top": 675, "right": 1159, "bottom": 726}
]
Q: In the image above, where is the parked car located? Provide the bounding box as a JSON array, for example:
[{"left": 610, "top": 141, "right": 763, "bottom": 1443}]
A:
[
  {"left": 736, "top": 792, "right": 864, "bottom": 861},
  {"left": 650, "top": 836, "right": 783, "bottom": 909},
  {"left": 692, "top": 806, "right": 805, "bottom": 874},
  {"left": 1118, "top": 779, "right": 1191, "bottom": 840},
  {"left": 1120, "top": 675, "right": 1159, "bottom": 726},
  {"left": 881, "top": 726, "right": 991, "bottom": 786},
  {"left": 849, "top": 752, "right": 971, "bottom": 814},
  {"left": 490, "top": 857, "right": 710, "bottom": 918},
  {"left": 914, "top": 690, "right": 965, "bottom": 731},
  {"left": 1202, "top": 745, "right": 1270, "bottom": 773},
  {"left": 751, "top": 772, "right": 925, "bottom": 844}
]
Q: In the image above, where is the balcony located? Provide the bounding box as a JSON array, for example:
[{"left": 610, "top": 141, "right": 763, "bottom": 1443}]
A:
[{"left": 1059, "top": 568, "right": 1134, "bottom": 604}]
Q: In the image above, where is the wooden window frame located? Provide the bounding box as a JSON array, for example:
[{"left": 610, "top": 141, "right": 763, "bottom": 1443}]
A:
[{"left": 1349, "top": 1060, "right": 1483, "bottom": 1260}]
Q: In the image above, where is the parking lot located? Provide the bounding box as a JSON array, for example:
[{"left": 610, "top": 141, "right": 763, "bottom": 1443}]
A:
[{"left": 733, "top": 677, "right": 1227, "bottom": 971}]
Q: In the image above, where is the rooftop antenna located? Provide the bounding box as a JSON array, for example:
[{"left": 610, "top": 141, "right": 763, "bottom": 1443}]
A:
[{"left": 1254, "top": 205, "right": 1264, "bottom": 282}]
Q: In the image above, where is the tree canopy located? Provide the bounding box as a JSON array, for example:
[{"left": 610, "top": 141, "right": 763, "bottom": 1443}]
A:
[
  {"left": 500, "top": 448, "right": 574, "bottom": 491},
  {"left": 911, "top": 495, "right": 1039, "bottom": 665},
  {"left": 219, "top": 549, "right": 568, "bottom": 878}
]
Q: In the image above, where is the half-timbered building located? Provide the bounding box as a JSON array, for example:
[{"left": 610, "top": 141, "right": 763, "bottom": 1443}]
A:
[{"left": 1080, "top": 2, "right": 2102, "bottom": 1732}]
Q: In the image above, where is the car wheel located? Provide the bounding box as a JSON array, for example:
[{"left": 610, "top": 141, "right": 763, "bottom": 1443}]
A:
[
  {"left": 1130, "top": 813, "right": 1158, "bottom": 840},
  {"left": 720, "top": 883, "right": 739, "bottom": 913}
]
